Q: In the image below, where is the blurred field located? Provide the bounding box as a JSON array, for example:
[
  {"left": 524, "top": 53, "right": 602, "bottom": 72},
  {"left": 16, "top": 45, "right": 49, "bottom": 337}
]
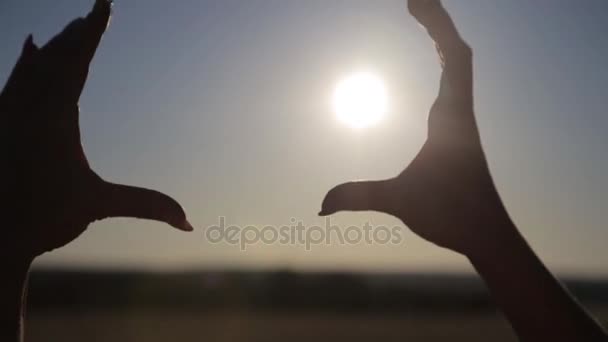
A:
[
  {"left": 24, "top": 270, "right": 608, "bottom": 342},
  {"left": 26, "top": 309, "right": 608, "bottom": 342},
  {"left": 27, "top": 311, "right": 519, "bottom": 342}
]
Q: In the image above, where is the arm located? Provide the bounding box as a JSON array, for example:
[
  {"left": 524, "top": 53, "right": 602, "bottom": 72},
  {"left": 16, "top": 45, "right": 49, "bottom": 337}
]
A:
[
  {"left": 319, "top": 0, "right": 607, "bottom": 340},
  {"left": 0, "top": 1, "right": 192, "bottom": 340},
  {"left": 470, "top": 217, "right": 607, "bottom": 341}
]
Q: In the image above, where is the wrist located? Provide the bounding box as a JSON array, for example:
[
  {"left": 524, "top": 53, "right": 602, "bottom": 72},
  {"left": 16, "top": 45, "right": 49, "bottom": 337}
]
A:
[{"left": 464, "top": 210, "right": 524, "bottom": 265}]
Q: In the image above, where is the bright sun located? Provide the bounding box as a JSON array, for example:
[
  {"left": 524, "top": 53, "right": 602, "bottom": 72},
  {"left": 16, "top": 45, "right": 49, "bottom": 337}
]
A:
[{"left": 332, "top": 72, "right": 388, "bottom": 129}]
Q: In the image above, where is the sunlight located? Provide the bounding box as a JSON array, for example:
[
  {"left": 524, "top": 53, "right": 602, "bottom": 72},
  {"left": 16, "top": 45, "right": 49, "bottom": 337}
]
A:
[{"left": 332, "top": 72, "right": 388, "bottom": 129}]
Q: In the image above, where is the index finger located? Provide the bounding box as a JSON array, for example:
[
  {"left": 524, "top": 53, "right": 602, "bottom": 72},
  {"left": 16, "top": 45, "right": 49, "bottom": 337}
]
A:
[
  {"left": 39, "top": 0, "right": 113, "bottom": 103},
  {"left": 408, "top": 0, "right": 472, "bottom": 103}
]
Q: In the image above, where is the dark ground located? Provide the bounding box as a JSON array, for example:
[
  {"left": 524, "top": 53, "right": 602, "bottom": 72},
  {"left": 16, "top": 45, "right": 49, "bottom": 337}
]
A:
[{"left": 24, "top": 270, "right": 608, "bottom": 342}]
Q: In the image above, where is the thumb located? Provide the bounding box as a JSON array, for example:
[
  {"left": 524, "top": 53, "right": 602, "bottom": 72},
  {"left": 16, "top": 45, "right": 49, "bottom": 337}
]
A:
[
  {"left": 22, "top": 34, "right": 38, "bottom": 58},
  {"left": 319, "top": 179, "right": 399, "bottom": 216},
  {"left": 95, "top": 181, "right": 193, "bottom": 232},
  {"left": 1, "top": 35, "right": 38, "bottom": 97}
]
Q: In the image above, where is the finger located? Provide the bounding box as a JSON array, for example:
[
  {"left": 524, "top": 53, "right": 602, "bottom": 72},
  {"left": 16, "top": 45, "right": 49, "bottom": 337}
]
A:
[
  {"left": 39, "top": 0, "right": 112, "bottom": 104},
  {"left": 41, "top": 0, "right": 111, "bottom": 64},
  {"left": 408, "top": 0, "right": 478, "bottom": 146},
  {"left": 408, "top": 0, "right": 472, "bottom": 102},
  {"left": 80, "top": 0, "right": 113, "bottom": 69},
  {"left": 94, "top": 181, "right": 194, "bottom": 232},
  {"left": 408, "top": 0, "right": 443, "bottom": 27},
  {"left": 21, "top": 34, "right": 38, "bottom": 61},
  {"left": 319, "top": 179, "right": 400, "bottom": 216}
]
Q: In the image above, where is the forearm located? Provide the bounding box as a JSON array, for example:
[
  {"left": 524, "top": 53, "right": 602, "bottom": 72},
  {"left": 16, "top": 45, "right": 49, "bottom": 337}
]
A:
[
  {"left": 0, "top": 258, "right": 32, "bottom": 342},
  {"left": 468, "top": 218, "right": 607, "bottom": 342}
]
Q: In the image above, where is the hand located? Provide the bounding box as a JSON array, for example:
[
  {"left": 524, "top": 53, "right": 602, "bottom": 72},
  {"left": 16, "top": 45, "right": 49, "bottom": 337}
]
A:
[
  {"left": 0, "top": 0, "right": 192, "bottom": 262},
  {"left": 320, "top": 0, "right": 509, "bottom": 257}
]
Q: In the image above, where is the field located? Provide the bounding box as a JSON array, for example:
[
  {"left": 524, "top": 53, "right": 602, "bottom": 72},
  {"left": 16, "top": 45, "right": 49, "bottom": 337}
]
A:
[
  {"left": 27, "top": 311, "right": 519, "bottom": 342},
  {"left": 24, "top": 270, "right": 608, "bottom": 342}
]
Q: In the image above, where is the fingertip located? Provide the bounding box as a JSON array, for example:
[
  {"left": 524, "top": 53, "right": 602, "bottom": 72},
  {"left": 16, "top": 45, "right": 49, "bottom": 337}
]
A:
[
  {"left": 22, "top": 34, "right": 37, "bottom": 54},
  {"left": 318, "top": 197, "right": 331, "bottom": 217},
  {"left": 93, "top": 0, "right": 112, "bottom": 14},
  {"left": 179, "top": 219, "right": 194, "bottom": 232},
  {"left": 89, "top": 0, "right": 112, "bottom": 32},
  {"left": 319, "top": 185, "right": 347, "bottom": 217}
]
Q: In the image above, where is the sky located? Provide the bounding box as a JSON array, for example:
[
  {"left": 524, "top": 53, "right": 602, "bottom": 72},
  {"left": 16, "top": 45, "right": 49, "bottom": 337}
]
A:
[{"left": 1, "top": 0, "right": 607, "bottom": 275}]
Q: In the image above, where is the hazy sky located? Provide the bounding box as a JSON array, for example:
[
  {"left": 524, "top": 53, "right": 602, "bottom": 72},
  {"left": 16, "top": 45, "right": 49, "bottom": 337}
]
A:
[{"left": 1, "top": 0, "right": 606, "bottom": 275}]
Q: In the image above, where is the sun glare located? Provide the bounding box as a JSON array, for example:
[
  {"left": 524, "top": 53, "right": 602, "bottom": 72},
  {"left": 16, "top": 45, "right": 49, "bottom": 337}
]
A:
[{"left": 332, "top": 72, "right": 388, "bottom": 129}]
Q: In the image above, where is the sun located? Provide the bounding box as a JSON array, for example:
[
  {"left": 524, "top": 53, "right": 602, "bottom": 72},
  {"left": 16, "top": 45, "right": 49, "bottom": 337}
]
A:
[{"left": 332, "top": 72, "right": 388, "bottom": 129}]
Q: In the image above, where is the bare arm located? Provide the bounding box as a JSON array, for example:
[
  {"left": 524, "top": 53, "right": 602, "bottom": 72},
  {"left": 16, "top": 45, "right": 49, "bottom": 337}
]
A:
[
  {"left": 470, "top": 218, "right": 607, "bottom": 341},
  {"left": 320, "top": 1, "right": 607, "bottom": 340},
  {"left": 0, "top": 1, "right": 192, "bottom": 340}
]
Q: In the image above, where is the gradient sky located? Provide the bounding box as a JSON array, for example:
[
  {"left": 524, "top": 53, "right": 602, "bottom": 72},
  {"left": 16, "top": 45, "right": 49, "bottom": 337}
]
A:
[{"left": 1, "top": 0, "right": 606, "bottom": 275}]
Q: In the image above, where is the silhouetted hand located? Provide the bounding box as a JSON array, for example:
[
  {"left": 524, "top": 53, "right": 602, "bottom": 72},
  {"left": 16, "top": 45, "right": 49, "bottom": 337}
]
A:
[
  {"left": 0, "top": 0, "right": 192, "bottom": 262},
  {"left": 321, "top": 2, "right": 608, "bottom": 341},
  {"left": 320, "top": 0, "right": 507, "bottom": 257}
]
